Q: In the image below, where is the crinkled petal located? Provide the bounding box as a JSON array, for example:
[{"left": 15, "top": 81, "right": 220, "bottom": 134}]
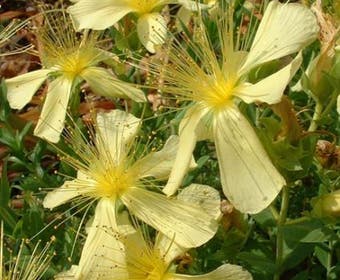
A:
[
  {"left": 80, "top": 66, "right": 146, "bottom": 102},
  {"left": 214, "top": 107, "right": 285, "bottom": 214},
  {"left": 67, "top": 0, "right": 134, "bottom": 30},
  {"left": 240, "top": 0, "right": 318, "bottom": 74},
  {"left": 121, "top": 187, "right": 218, "bottom": 248},
  {"left": 43, "top": 178, "right": 94, "bottom": 209},
  {"left": 137, "top": 13, "right": 167, "bottom": 53},
  {"left": 156, "top": 184, "right": 220, "bottom": 264},
  {"left": 5, "top": 69, "right": 51, "bottom": 109},
  {"left": 34, "top": 77, "right": 73, "bottom": 143},
  {"left": 96, "top": 110, "right": 140, "bottom": 162},
  {"left": 178, "top": 184, "right": 221, "bottom": 220},
  {"left": 73, "top": 199, "right": 128, "bottom": 279},
  {"left": 167, "top": 264, "right": 252, "bottom": 280},
  {"left": 133, "top": 135, "right": 183, "bottom": 179},
  {"left": 236, "top": 52, "right": 302, "bottom": 104},
  {"left": 163, "top": 104, "right": 207, "bottom": 196}
]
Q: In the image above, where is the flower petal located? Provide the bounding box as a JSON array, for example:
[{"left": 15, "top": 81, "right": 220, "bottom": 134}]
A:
[
  {"left": 155, "top": 184, "right": 220, "bottom": 264},
  {"left": 55, "top": 265, "right": 78, "bottom": 279},
  {"left": 5, "top": 69, "right": 51, "bottom": 109},
  {"left": 124, "top": 231, "right": 164, "bottom": 279},
  {"left": 155, "top": 234, "right": 186, "bottom": 267},
  {"left": 96, "top": 110, "right": 140, "bottom": 162},
  {"left": 121, "top": 187, "right": 218, "bottom": 248},
  {"left": 133, "top": 135, "right": 180, "bottom": 179},
  {"left": 167, "top": 264, "right": 252, "bottom": 280},
  {"left": 67, "top": 0, "right": 134, "bottom": 30},
  {"left": 80, "top": 66, "right": 146, "bottom": 102},
  {"left": 34, "top": 77, "right": 73, "bottom": 143},
  {"left": 214, "top": 107, "right": 285, "bottom": 214},
  {"left": 240, "top": 0, "right": 318, "bottom": 73},
  {"left": 178, "top": 184, "right": 221, "bottom": 220},
  {"left": 163, "top": 104, "right": 207, "bottom": 196},
  {"left": 236, "top": 52, "right": 303, "bottom": 104},
  {"left": 176, "top": 7, "right": 192, "bottom": 32},
  {"left": 43, "top": 178, "right": 93, "bottom": 209},
  {"left": 137, "top": 13, "right": 167, "bottom": 53},
  {"left": 177, "top": 0, "right": 215, "bottom": 11},
  {"left": 72, "top": 199, "right": 128, "bottom": 279}
]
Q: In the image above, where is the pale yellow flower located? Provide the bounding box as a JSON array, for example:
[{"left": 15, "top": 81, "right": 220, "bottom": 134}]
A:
[
  {"left": 56, "top": 185, "right": 251, "bottom": 280},
  {"left": 122, "top": 231, "right": 252, "bottom": 280},
  {"left": 156, "top": 0, "right": 319, "bottom": 213},
  {"left": 67, "top": 0, "right": 212, "bottom": 53},
  {"left": 43, "top": 110, "right": 217, "bottom": 251},
  {"left": 55, "top": 201, "right": 134, "bottom": 279},
  {"left": 5, "top": 11, "right": 145, "bottom": 143}
]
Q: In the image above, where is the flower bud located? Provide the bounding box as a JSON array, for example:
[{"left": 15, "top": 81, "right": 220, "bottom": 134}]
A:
[{"left": 312, "top": 190, "right": 340, "bottom": 218}]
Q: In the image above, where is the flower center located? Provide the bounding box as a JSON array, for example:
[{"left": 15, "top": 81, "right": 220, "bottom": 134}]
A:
[
  {"left": 93, "top": 164, "right": 135, "bottom": 199},
  {"left": 198, "top": 76, "right": 236, "bottom": 109},
  {"left": 54, "top": 48, "right": 97, "bottom": 79},
  {"left": 144, "top": 252, "right": 168, "bottom": 280}
]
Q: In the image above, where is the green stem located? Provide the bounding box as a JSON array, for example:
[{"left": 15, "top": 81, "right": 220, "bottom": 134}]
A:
[
  {"left": 274, "top": 186, "right": 290, "bottom": 280},
  {"left": 270, "top": 205, "right": 280, "bottom": 221},
  {"left": 285, "top": 216, "right": 310, "bottom": 225},
  {"left": 326, "top": 240, "right": 334, "bottom": 278},
  {"left": 239, "top": 218, "right": 255, "bottom": 251},
  {"left": 308, "top": 101, "right": 323, "bottom": 132},
  {"left": 321, "top": 92, "right": 337, "bottom": 119}
]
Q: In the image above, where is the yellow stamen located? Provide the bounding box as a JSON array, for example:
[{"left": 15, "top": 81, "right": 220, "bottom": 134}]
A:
[
  {"left": 53, "top": 48, "right": 99, "bottom": 79},
  {"left": 93, "top": 163, "right": 136, "bottom": 199},
  {"left": 193, "top": 76, "right": 236, "bottom": 109},
  {"left": 38, "top": 10, "right": 102, "bottom": 78},
  {"left": 139, "top": 249, "right": 168, "bottom": 280}
]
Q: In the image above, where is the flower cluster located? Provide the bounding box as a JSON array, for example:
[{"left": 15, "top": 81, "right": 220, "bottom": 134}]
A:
[{"left": 2, "top": 0, "right": 321, "bottom": 279}]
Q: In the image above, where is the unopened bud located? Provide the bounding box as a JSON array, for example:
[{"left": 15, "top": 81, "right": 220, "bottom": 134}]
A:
[{"left": 312, "top": 190, "right": 340, "bottom": 218}]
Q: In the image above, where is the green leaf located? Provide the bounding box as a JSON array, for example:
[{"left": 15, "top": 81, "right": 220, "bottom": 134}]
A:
[
  {"left": 291, "top": 271, "right": 309, "bottom": 280},
  {"left": 237, "top": 251, "right": 276, "bottom": 275},
  {"left": 315, "top": 244, "right": 330, "bottom": 269},
  {"left": 0, "top": 160, "right": 10, "bottom": 206},
  {"left": 196, "top": 155, "right": 210, "bottom": 168},
  {"left": 283, "top": 219, "right": 324, "bottom": 249},
  {"left": 281, "top": 219, "right": 335, "bottom": 271},
  {"left": 0, "top": 80, "right": 10, "bottom": 122},
  {"left": 300, "top": 227, "right": 334, "bottom": 243},
  {"left": 18, "top": 122, "right": 32, "bottom": 143},
  {"left": 0, "top": 161, "right": 17, "bottom": 230},
  {"left": 22, "top": 203, "right": 44, "bottom": 237},
  {"left": 252, "top": 207, "right": 277, "bottom": 229},
  {"left": 282, "top": 243, "right": 314, "bottom": 271},
  {"left": 0, "top": 207, "right": 17, "bottom": 231},
  {"left": 257, "top": 117, "right": 317, "bottom": 181}
]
